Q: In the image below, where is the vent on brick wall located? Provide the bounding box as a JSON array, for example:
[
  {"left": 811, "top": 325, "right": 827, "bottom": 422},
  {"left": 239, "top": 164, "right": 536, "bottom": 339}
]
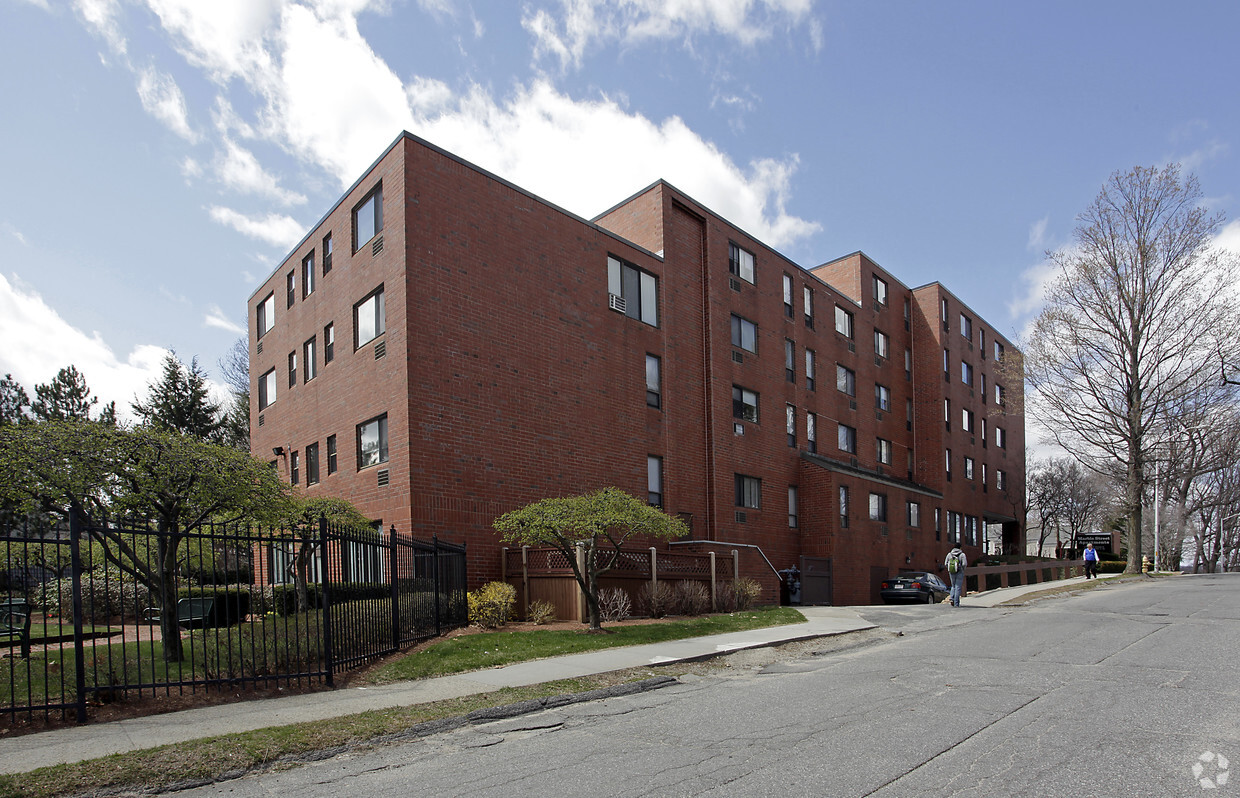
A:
[
  {"left": 847, "top": 342, "right": 856, "bottom": 353},
  {"left": 377, "top": 468, "right": 390, "bottom": 487},
  {"left": 876, "top": 411, "right": 884, "bottom": 422},
  {"left": 874, "top": 356, "right": 883, "bottom": 367},
  {"left": 731, "top": 351, "right": 744, "bottom": 364},
  {"left": 850, "top": 457, "right": 858, "bottom": 467},
  {"left": 256, "top": 341, "right": 263, "bottom": 355},
  {"left": 374, "top": 340, "right": 386, "bottom": 359},
  {"left": 258, "top": 414, "right": 264, "bottom": 427},
  {"left": 729, "top": 277, "right": 742, "bottom": 292},
  {"left": 735, "top": 511, "right": 747, "bottom": 523},
  {"left": 608, "top": 294, "right": 626, "bottom": 313},
  {"left": 849, "top": 400, "right": 857, "bottom": 411},
  {"left": 880, "top": 525, "right": 888, "bottom": 537},
  {"left": 372, "top": 235, "right": 384, "bottom": 256}
]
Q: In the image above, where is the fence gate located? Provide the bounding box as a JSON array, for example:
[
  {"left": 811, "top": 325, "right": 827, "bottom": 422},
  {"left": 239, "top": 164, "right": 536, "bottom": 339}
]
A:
[{"left": 799, "top": 557, "right": 833, "bottom": 605}]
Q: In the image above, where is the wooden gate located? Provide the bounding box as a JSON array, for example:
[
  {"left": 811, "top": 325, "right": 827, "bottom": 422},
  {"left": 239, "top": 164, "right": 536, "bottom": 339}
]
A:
[{"left": 799, "top": 556, "right": 833, "bottom": 605}]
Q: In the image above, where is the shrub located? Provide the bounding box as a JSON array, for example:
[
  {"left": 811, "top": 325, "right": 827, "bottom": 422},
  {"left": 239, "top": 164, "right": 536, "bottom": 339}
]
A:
[
  {"left": 597, "top": 587, "right": 632, "bottom": 622},
  {"left": 467, "top": 581, "right": 516, "bottom": 628},
  {"left": 671, "top": 580, "right": 710, "bottom": 616},
  {"left": 713, "top": 581, "right": 738, "bottom": 613},
  {"left": 39, "top": 570, "right": 151, "bottom": 624},
  {"left": 1097, "top": 560, "right": 1127, "bottom": 573},
  {"left": 527, "top": 599, "right": 556, "bottom": 625},
  {"left": 734, "top": 577, "right": 762, "bottom": 610},
  {"left": 636, "top": 581, "right": 674, "bottom": 618}
]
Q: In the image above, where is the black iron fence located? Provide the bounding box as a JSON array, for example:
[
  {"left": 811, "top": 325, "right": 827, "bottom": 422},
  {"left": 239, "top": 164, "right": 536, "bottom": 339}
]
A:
[{"left": 0, "top": 513, "right": 466, "bottom": 728}]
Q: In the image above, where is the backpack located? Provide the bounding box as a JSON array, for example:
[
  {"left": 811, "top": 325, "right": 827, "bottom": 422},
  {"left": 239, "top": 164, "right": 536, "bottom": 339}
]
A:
[{"left": 948, "top": 553, "right": 961, "bottom": 574}]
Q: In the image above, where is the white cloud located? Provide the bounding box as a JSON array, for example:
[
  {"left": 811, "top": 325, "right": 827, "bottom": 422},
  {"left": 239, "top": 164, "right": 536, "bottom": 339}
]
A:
[
  {"left": 523, "top": 0, "right": 817, "bottom": 71},
  {"left": 136, "top": 65, "right": 197, "bottom": 141},
  {"left": 1027, "top": 216, "right": 1049, "bottom": 251},
  {"left": 215, "top": 139, "right": 307, "bottom": 205},
  {"left": 208, "top": 206, "right": 305, "bottom": 247},
  {"left": 204, "top": 304, "right": 246, "bottom": 334},
  {"left": 1216, "top": 219, "right": 1240, "bottom": 257},
  {"left": 75, "top": 0, "right": 127, "bottom": 56},
  {"left": 3, "top": 223, "right": 29, "bottom": 247},
  {"left": 0, "top": 273, "right": 168, "bottom": 420},
  {"left": 1008, "top": 258, "right": 1058, "bottom": 325},
  {"left": 17, "top": 0, "right": 51, "bottom": 10}
]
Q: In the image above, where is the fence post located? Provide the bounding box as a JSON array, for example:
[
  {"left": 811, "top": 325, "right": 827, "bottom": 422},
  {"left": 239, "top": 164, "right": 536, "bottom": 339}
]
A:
[
  {"left": 710, "top": 552, "right": 717, "bottom": 611},
  {"left": 389, "top": 524, "right": 400, "bottom": 651},
  {"left": 521, "top": 546, "right": 530, "bottom": 620},
  {"left": 733, "top": 549, "right": 739, "bottom": 582},
  {"left": 433, "top": 536, "right": 443, "bottom": 638},
  {"left": 69, "top": 510, "right": 88, "bottom": 723},
  {"left": 318, "top": 515, "right": 334, "bottom": 688},
  {"left": 577, "top": 544, "right": 588, "bottom": 623},
  {"left": 649, "top": 547, "right": 658, "bottom": 596}
]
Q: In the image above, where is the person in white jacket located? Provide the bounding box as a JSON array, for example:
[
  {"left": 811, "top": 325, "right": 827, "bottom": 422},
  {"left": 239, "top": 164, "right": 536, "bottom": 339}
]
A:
[{"left": 944, "top": 546, "right": 967, "bottom": 607}]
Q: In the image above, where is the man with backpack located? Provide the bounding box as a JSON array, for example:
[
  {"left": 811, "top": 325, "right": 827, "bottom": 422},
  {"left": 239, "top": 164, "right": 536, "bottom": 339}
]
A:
[{"left": 944, "top": 545, "right": 967, "bottom": 607}]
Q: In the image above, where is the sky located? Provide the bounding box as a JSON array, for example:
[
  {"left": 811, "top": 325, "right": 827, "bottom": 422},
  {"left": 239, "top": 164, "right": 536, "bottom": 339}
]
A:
[{"left": 2, "top": 0, "right": 1239, "bottom": 423}]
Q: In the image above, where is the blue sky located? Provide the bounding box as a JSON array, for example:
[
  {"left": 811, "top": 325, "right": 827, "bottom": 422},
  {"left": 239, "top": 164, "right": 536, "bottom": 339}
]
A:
[{"left": 2, "top": 0, "right": 1238, "bottom": 418}]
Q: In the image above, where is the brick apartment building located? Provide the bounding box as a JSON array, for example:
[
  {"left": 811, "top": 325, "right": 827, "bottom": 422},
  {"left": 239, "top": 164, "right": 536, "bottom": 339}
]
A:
[{"left": 248, "top": 131, "right": 1025, "bottom": 606}]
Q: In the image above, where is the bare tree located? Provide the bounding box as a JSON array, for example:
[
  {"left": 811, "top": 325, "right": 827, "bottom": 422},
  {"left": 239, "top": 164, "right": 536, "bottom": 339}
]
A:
[{"left": 1025, "top": 165, "right": 1238, "bottom": 573}]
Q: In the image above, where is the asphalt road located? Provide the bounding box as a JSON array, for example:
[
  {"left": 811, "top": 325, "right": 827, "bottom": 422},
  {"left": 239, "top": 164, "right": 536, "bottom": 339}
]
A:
[{"left": 185, "top": 573, "right": 1239, "bottom": 798}]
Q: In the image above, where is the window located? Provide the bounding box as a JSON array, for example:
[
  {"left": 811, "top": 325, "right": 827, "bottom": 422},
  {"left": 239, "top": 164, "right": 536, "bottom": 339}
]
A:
[
  {"left": 730, "top": 314, "right": 757, "bottom": 353},
  {"left": 607, "top": 255, "right": 659, "bottom": 326},
  {"left": 291, "top": 450, "right": 300, "bottom": 485},
  {"left": 995, "top": 426, "right": 1007, "bottom": 448},
  {"left": 839, "top": 486, "right": 850, "bottom": 524},
  {"left": 995, "top": 383, "right": 1006, "bottom": 405},
  {"left": 302, "top": 251, "right": 315, "bottom": 298},
  {"left": 982, "top": 463, "right": 988, "bottom": 488},
  {"left": 303, "top": 337, "right": 317, "bottom": 383},
  {"left": 355, "top": 286, "right": 386, "bottom": 348},
  {"left": 943, "top": 348, "right": 950, "bottom": 374},
  {"left": 961, "top": 361, "right": 973, "bottom": 386},
  {"left": 286, "top": 271, "right": 295, "bottom": 309},
  {"left": 258, "top": 368, "right": 277, "bottom": 410},
  {"left": 907, "top": 501, "right": 921, "bottom": 527},
  {"left": 647, "top": 456, "right": 663, "bottom": 506},
  {"left": 838, "top": 423, "right": 857, "bottom": 454},
  {"left": 357, "top": 414, "right": 388, "bottom": 469},
  {"left": 788, "top": 486, "right": 799, "bottom": 529},
  {"left": 960, "top": 313, "right": 972, "bottom": 341},
  {"left": 979, "top": 329, "right": 986, "bottom": 358},
  {"left": 980, "top": 373, "right": 987, "bottom": 402},
  {"left": 735, "top": 474, "right": 761, "bottom": 509},
  {"left": 306, "top": 442, "right": 320, "bottom": 485},
  {"left": 257, "top": 293, "right": 275, "bottom": 337},
  {"left": 324, "top": 323, "right": 335, "bottom": 364},
  {"left": 784, "top": 339, "right": 795, "bottom": 383},
  {"left": 945, "top": 448, "right": 952, "bottom": 479},
  {"left": 732, "top": 385, "right": 759, "bottom": 423},
  {"left": 804, "top": 287, "right": 814, "bottom": 328},
  {"left": 877, "top": 437, "right": 892, "bottom": 465},
  {"left": 981, "top": 417, "right": 988, "bottom": 446},
  {"left": 807, "top": 411, "right": 817, "bottom": 453},
  {"left": 941, "top": 297, "right": 949, "bottom": 322},
  {"left": 729, "top": 242, "right": 755, "bottom": 283},
  {"left": 869, "top": 492, "right": 888, "bottom": 522},
  {"left": 646, "top": 354, "right": 661, "bottom": 409},
  {"left": 935, "top": 508, "right": 942, "bottom": 541},
  {"left": 805, "top": 349, "right": 816, "bottom": 391},
  {"left": 837, "top": 364, "right": 856, "bottom": 396},
  {"left": 875, "top": 384, "right": 891, "bottom": 412},
  {"left": 944, "top": 398, "right": 951, "bottom": 428},
  {"left": 341, "top": 537, "right": 384, "bottom": 584},
  {"left": 907, "top": 398, "right": 914, "bottom": 427},
  {"left": 904, "top": 348, "right": 912, "bottom": 380},
  {"left": 962, "top": 407, "right": 974, "bottom": 433},
  {"left": 874, "top": 330, "right": 890, "bottom": 359},
  {"left": 997, "top": 469, "right": 1007, "bottom": 490},
  {"left": 327, "top": 435, "right": 338, "bottom": 475},
  {"left": 288, "top": 351, "right": 297, "bottom": 388},
  {"left": 353, "top": 183, "right": 382, "bottom": 251},
  {"left": 964, "top": 456, "right": 975, "bottom": 480},
  {"left": 835, "top": 305, "right": 854, "bottom": 338},
  {"left": 322, "top": 233, "right": 333, "bottom": 274},
  {"left": 994, "top": 341, "right": 1005, "bottom": 360},
  {"left": 786, "top": 403, "right": 796, "bottom": 447},
  {"left": 783, "top": 274, "right": 793, "bottom": 317},
  {"left": 872, "top": 275, "right": 888, "bottom": 305}
]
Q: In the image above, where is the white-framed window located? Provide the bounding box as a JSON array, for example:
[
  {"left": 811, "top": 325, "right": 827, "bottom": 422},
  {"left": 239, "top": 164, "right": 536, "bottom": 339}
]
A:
[
  {"left": 353, "top": 183, "right": 383, "bottom": 251},
  {"left": 258, "top": 368, "right": 277, "bottom": 410},
  {"left": 786, "top": 403, "right": 796, "bottom": 447},
  {"left": 257, "top": 293, "right": 276, "bottom": 337},
  {"left": 961, "top": 361, "right": 973, "bottom": 386},
  {"left": 962, "top": 407, "right": 974, "bottom": 433},
  {"left": 729, "top": 242, "right": 755, "bottom": 283},
  {"left": 960, "top": 313, "right": 972, "bottom": 341},
  {"left": 785, "top": 339, "right": 795, "bottom": 382},
  {"left": 306, "top": 442, "right": 320, "bottom": 485},
  {"left": 872, "top": 275, "right": 888, "bottom": 305},
  {"left": 964, "top": 456, "right": 975, "bottom": 480},
  {"left": 788, "top": 486, "right": 799, "bottom": 529},
  {"left": 837, "top": 364, "right": 856, "bottom": 396},
  {"left": 287, "top": 351, "right": 297, "bottom": 388},
  {"left": 302, "top": 251, "right": 315, "bottom": 298},
  {"left": 269, "top": 543, "right": 320, "bottom": 585},
  {"left": 303, "top": 337, "right": 317, "bottom": 383},
  {"left": 877, "top": 437, "right": 892, "bottom": 465},
  {"left": 290, "top": 450, "right": 299, "bottom": 484},
  {"left": 324, "top": 323, "right": 335, "bottom": 364},
  {"left": 803, "top": 286, "right": 814, "bottom": 327},
  {"left": 996, "top": 426, "right": 1007, "bottom": 448},
  {"left": 869, "top": 492, "right": 888, "bottom": 521},
  {"left": 835, "top": 305, "right": 854, "bottom": 338},
  {"left": 994, "top": 341, "right": 1005, "bottom": 360},
  {"left": 807, "top": 411, "right": 817, "bottom": 453},
  {"left": 356, "top": 413, "right": 389, "bottom": 469},
  {"left": 875, "top": 384, "right": 891, "bottom": 412},
  {"left": 342, "top": 536, "right": 384, "bottom": 584},
  {"left": 607, "top": 255, "right": 659, "bottom": 326},
  {"left": 732, "top": 385, "right": 759, "bottom": 423},
  {"left": 648, "top": 455, "right": 663, "bottom": 506},
  {"left": 995, "top": 383, "right": 1006, "bottom": 405},
  {"left": 838, "top": 423, "right": 857, "bottom": 454},
  {"left": 783, "top": 273, "right": 794, "bottom": 317},
  {"left": 940, "top": 297, "right": 949, "bottom": 321},
  {"left": 327, "top": 435, "right": 337, "bottom": 475},
  {"left": 997, "top": 469, "right": 1007, "bottom": 490},
  {"left": 735, "top": 474, "right": 761, "bottom": 508},
  {"left": 874, "top": 330, "right": 890, "bottom": 359},
  {"left": 646, "top": 354, "right": 661, "bottom": 409},
  {"left": 907, "top": 501, "right": 921, "bottom": 527},
  {"left": 286, "top": 271, "right": 295, "bottom": 309},
  {"left": 354, "top": 285, "right": 386, "bottom": 348},
  {"left": 805, "top": 349, "right": 816, "bottom": 391},
  {"left": 731, "top": 314, "right": 757, "bottom": 352}
]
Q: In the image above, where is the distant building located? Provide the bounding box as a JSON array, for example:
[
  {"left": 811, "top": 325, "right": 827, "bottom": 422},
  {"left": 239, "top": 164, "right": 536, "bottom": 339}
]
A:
[{"left": 248, "top": 132, "right": 1025, "bottom": 606}]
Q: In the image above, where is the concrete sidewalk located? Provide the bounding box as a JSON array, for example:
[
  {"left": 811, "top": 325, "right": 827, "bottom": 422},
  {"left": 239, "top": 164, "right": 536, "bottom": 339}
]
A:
[{"left": 0, "top": 575, "right": 1120, "bottom": 774}]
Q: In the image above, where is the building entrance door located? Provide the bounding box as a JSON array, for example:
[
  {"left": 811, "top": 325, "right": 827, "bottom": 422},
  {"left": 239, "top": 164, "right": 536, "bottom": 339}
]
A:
[{"left": 799, "top": 556, "right": 833, "bottom": 605}]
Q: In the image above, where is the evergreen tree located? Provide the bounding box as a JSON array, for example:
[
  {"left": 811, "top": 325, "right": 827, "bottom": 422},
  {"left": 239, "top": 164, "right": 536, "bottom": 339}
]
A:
[
  {"left": 132, "top": 353, "right": 223, "bottom": 441},
  {"left": 0, "top": 374, "right": 30, "bottom": 425},
  {"left": 31, "top": 365, "right": 113, "bottom": 424}
]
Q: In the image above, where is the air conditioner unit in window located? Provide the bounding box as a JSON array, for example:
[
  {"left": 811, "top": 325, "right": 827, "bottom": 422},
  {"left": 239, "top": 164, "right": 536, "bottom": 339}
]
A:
[
  {"left": 847, "top": 342, "right": 856, "bottom": 353},
  {"left": 729, "top": 278, "right": 742, "bottom": 292},
  {"left": 608, "top": 293, "right": 626, "bottom": 313},
  {"left": 735, "top": 511, "right": 747, "bottom": 523},
  {"left": 731, "top": 351, "right": 744, "bottom": 364}
]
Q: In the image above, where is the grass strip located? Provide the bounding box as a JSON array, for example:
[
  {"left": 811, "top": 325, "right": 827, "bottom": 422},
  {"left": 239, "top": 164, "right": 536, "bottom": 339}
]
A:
[
  {"left": 996, "top": 573, "right": 1148, "bottom": 605},
  {"left": 364, "top": 606, "right": 806, "bottom": 682}
]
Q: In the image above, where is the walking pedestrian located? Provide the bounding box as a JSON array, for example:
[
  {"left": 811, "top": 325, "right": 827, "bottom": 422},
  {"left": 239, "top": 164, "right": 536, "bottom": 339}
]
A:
[
  {"left": 944, "top": 545, "right": 967, "bottom": 607},
  {"left": 1083, "top": 543, "right": 1100, "bottom": 579}
]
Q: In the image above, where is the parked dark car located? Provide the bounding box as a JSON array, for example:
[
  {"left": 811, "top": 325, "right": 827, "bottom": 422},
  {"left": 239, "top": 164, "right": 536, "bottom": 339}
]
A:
[{"left": 880, "top": 571, "right": 950, "bottom": 604}]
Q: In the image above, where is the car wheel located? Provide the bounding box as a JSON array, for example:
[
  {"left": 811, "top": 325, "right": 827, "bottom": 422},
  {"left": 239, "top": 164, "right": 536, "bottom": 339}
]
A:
[{"left": 925, "top": 592, "right": 934, "bottom": 604}]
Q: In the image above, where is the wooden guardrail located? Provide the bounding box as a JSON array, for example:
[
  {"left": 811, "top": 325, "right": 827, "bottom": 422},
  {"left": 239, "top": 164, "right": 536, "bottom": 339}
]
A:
[{"left": 965, "top": 559, "right": 1086, "bottom": 594}]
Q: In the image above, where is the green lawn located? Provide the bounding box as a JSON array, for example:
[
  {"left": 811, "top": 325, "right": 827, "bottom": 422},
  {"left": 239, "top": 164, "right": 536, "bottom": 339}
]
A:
[{"left": 365, "top": 606, "right": 806, "bottom": 682}]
